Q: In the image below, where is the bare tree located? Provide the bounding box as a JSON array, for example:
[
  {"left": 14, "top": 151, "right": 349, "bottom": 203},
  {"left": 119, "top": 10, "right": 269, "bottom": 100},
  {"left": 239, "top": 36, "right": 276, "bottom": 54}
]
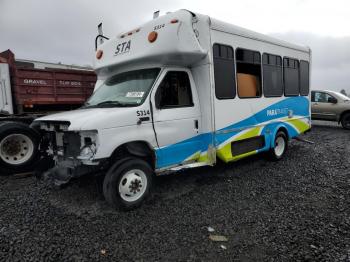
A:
[{"left": 340, "top": 89, "right": 348, "bottom": 96}]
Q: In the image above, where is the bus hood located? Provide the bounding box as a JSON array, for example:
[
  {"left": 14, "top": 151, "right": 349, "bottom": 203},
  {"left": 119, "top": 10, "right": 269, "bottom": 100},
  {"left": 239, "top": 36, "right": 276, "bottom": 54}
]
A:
[{"left": 35, "top": 107, "right": 142, "bottom": 131}]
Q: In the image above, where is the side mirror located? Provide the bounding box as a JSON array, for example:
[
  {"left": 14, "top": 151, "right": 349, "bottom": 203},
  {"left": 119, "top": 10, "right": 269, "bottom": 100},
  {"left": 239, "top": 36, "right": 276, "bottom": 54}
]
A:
[{"left": 328, "top": 97, "right": 338, "bottom": 104}]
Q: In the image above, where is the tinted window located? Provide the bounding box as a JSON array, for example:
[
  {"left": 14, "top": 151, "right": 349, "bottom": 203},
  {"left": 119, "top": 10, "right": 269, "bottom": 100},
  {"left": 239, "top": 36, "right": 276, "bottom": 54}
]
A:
[
  {"left": 300, "top": 60, "right": 310, "bottom": 96},
  {"left": 284, "top": 58, "right": 299, "bottom": 96},
  {"left": 213, "top": 44, "right": 236, "bottom": 99},
  {"left": 313, "top": 91, "right": 336, "bottom": 103},
  {"left": 236, "top": 49, "right": 262, "bottom": 98},
  {"left": 155, "top": 71, "right": 193, "bottom": 108},
  {"left": 263, "top": 53, "right": 283, "bottom": 97}
]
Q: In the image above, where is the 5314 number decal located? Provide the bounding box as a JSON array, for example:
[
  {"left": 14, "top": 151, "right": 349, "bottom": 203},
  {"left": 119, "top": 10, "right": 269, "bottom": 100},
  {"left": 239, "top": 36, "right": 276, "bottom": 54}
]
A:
[{"left": 137, "top": 110, "right": 150, "bottom": 117}]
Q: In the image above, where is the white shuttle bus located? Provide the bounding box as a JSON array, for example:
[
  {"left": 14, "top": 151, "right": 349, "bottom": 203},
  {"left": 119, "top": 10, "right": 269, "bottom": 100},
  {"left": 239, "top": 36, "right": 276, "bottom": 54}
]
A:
[{"left": 35, "top": 10, "right": 311, "bottom": 209}]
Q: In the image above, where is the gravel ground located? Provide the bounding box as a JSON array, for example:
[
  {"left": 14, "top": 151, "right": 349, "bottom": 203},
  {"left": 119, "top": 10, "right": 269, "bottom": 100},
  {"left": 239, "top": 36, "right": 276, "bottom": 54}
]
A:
[{"left": 0, "top": 121, "right": 349, "bottom": 261}]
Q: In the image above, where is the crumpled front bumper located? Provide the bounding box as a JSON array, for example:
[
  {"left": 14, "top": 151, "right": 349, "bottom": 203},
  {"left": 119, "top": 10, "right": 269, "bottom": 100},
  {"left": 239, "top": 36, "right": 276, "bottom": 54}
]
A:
[{"left": 42, "top": 159, "right": 107, "bottom": 186}]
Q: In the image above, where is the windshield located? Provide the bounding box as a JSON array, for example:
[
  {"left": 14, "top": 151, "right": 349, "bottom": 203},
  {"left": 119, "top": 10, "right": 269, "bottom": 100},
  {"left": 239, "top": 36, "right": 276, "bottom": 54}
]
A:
[{"left": 84, "top": 68, "right": 160, "bottom": 108}]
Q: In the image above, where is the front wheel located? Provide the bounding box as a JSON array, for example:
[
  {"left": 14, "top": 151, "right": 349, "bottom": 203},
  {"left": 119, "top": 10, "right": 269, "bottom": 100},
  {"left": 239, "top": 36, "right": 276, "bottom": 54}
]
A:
[
  {"left": 341, "top": 113, "right": 350, "bottom": 130},
  {"left": 268, "top": 131, "right": 288, "bottom": 161},
  {"left": 103, "top": 158, "right": 153, "bottom": 210}
]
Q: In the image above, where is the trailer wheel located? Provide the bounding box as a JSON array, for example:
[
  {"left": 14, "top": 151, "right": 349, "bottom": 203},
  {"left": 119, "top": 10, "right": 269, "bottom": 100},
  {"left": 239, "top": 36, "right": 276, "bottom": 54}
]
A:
[
  {"left": 103, "top": 158, "right": 153, "bottom": 210},
  {"left": 268, "top": 131, "right": 288, "bottom": 161},
  {"left": 341, "top": 112, "right": 350, "bottom": 130},
  {"left": 0, "top": 122, "right": 40, "bottom": 175}
]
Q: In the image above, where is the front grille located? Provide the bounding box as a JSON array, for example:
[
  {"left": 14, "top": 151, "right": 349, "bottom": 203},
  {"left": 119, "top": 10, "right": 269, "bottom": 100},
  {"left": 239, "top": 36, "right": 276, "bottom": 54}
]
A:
[
  {"left": 40, "top": 121, "right": 71, "bottom": 132},
  {"left": 63, "top": 132, "right": 81, "bottom": 157},
  {"left": 43, "top": 131, "right": 81, "bottom": 159}
]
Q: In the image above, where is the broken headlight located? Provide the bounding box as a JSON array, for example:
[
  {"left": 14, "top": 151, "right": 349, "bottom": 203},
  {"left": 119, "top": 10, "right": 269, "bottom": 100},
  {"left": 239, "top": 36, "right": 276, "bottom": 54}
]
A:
[
  {"left": 77, "top": 131, "right": 98, "bottom": 161},
  {"left": 78, "top": 144, "right": 97, "bottom": 160}
]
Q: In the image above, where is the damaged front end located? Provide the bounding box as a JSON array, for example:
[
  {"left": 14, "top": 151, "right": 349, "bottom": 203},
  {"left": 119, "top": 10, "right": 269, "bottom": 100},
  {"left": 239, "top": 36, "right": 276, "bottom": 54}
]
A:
[{"left": 38, "top": 121, "right": 105, "bottom": 186}]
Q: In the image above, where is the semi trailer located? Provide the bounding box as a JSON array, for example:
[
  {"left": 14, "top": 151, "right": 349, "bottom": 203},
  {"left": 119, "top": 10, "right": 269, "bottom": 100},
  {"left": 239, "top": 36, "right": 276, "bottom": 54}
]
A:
[{"left": 0, "top": 50, "right": 96, "bottom": 174}]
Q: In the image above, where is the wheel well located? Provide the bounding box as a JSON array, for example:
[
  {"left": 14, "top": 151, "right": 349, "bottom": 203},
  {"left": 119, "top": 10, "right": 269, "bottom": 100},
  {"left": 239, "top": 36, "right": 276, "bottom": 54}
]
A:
[
  {"left": 339, "top": 110, "right": 350, "bottom": 123},
  {"left": 277, "top": 126, "right": 289, "bottom": 140},
  {"left": 110, "top": 141, "right": 156, "bottom": 169}
]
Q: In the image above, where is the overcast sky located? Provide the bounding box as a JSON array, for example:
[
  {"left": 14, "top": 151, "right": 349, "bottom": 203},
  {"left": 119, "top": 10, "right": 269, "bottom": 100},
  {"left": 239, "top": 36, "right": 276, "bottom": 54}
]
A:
[{"left": 1, "top": 0, "right": 350, "bottom": 92}]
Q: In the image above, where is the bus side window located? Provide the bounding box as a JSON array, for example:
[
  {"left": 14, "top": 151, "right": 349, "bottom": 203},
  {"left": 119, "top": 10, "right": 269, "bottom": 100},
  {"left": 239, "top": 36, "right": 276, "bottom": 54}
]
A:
[
  {"left": 236, "top": 48, "right": 262, "bottom": 98},
  {"left": 262, "top": 53, "right": 283, "bottom": 97},
  {"left": 284, "top": 57, "right": 300, "bottom": 96},
  {"left": 213, "top": 44, "right": 236, "bottom": 99},
  {"left": 300, "top": 60, "right": 310, "bottom": 96}
]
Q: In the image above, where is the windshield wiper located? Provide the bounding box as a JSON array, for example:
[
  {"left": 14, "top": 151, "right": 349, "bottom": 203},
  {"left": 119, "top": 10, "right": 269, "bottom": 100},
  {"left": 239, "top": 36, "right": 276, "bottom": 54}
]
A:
[
  {"left": 80, "top": 102, "right": 90, "bottom": 109},
  {"left": 83, "top": 101, "right": 134, "bottom": 108}
]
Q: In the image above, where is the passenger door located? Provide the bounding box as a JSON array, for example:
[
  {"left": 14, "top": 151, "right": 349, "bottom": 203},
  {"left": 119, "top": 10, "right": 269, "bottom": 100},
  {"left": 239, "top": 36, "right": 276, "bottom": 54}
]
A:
[
  {"left": 311, "top": 91, "right": 337, "bottom": 120},
  {"left": 0, "top": 63, "right": 14, "bottom": 114},
  {"left": 151, "top": 69, "right": 202, "bottom": 169}
]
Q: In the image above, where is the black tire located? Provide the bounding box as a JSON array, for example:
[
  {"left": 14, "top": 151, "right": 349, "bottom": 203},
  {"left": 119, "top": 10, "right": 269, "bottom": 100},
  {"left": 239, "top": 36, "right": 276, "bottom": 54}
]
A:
[
  {"left": 103, "top": 157, "right": 153, "bottom": 210},
  {"left": 341, "top": 113, "right": 350, "bottom": 130},
  {"left": 268, "top": 131, "right": 288, "bottom": 161},
  {"left": 0, "top": 122, "right": 40, "bottom": 175}
]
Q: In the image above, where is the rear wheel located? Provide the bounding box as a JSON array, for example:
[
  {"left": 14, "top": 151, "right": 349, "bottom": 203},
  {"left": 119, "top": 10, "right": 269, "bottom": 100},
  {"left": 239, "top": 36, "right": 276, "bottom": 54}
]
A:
[
  {"left": 103, "top": 158, "right": 153, "bottom": 210},
  {"left": 268, "top": 131, "right": 288, "bottom": 161},
  {"left": 0, "top": 122, "right": 40, "bottom": 175},
  {"left": 341, "top": 113, "right": 350, "bottom": 130}
]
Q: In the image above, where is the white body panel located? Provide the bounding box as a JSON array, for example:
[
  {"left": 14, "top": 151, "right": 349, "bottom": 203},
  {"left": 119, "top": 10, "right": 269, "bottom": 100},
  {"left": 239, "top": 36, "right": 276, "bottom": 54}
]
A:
[
  {"left": 94, "top": 11, "right": 207, "bottom": 74},
  {"left": 210, "top": 28, "right": 310, "bottom": 132},
  {"left": 0, "top": 63, "right": 14, "bottom": 114},
  {"left": 150, "top": 68, "right": 202, "bottom": 167},
  {"left": 151, "top": 68, "right": 201, "bottom": 146},
  {"left": 37, "top": 102, "right": 158, "bottom": 160}
]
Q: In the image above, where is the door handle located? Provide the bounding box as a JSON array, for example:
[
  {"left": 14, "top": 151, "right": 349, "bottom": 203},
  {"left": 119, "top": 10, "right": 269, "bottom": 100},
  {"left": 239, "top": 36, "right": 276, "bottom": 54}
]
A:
[
  {"left": 137, "top": 117, "right": 150, "bottom": 125},
  {"left": 194, "top": 120, "right": 199, "bottom": 129}
]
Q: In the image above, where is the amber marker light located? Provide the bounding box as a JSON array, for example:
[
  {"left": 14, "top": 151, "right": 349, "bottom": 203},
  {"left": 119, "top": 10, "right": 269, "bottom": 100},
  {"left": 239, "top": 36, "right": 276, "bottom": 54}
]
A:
[
  {"left": 148, "top": 31, "right": 158, "bottom": 43},
  {"left": 170, "top": 19, "right": 179, "bottom": 24},
  {"left": 96, "top": 50, "right": 103, "bottom": 60}
]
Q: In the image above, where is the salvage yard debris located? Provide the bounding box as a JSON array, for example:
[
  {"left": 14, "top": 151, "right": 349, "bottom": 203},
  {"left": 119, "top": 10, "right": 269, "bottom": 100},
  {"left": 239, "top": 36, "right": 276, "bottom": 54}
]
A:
[
  {"left": 209, "top": 235, "right": 228, "bottom": 242},
  {"left": 207, "top": 226, "right": 215, "bottom": 232},
  {"left": 220, "top": 245, "right": 227, "bottom": 250}
]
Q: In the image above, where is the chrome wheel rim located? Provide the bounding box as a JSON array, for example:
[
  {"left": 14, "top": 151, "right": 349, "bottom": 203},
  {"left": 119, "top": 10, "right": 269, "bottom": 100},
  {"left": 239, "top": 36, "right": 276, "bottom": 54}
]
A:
[
  {"left": 118, "top": 169, "right": 147, "bottom": 202},
  {"left": 0, "top": 134, "right": 34, "bottom": 165},
  {"left": 274, "top": 136, "right": 285, "bottom": 157}
]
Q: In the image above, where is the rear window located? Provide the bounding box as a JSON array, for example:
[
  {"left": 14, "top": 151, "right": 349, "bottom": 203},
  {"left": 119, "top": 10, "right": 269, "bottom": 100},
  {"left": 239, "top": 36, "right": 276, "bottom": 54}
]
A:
[
  {"left": 284, "top": 58, "right": 299, "bottom": 96},
  {"left": 299, "top": 60, "right": 310, "bottom": 96}
]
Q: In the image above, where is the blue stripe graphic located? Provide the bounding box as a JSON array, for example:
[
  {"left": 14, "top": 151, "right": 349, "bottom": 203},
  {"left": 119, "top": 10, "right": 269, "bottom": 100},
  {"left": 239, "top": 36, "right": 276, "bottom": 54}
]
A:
[{"left": 155, "top": 96, "right": 309, "bottom": 169}]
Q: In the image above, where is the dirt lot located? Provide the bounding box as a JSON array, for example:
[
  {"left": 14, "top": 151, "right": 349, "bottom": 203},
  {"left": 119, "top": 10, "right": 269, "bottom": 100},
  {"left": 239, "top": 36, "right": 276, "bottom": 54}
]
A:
[{"left": 0, "top": 121, "right": 349, "bottom": 261}]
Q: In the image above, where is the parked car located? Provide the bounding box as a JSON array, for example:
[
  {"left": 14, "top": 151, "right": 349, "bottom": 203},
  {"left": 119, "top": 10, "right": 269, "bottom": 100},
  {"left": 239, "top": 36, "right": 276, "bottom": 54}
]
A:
[{"left": 311, "top": 90, "right": 350, "bottom": 129}]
